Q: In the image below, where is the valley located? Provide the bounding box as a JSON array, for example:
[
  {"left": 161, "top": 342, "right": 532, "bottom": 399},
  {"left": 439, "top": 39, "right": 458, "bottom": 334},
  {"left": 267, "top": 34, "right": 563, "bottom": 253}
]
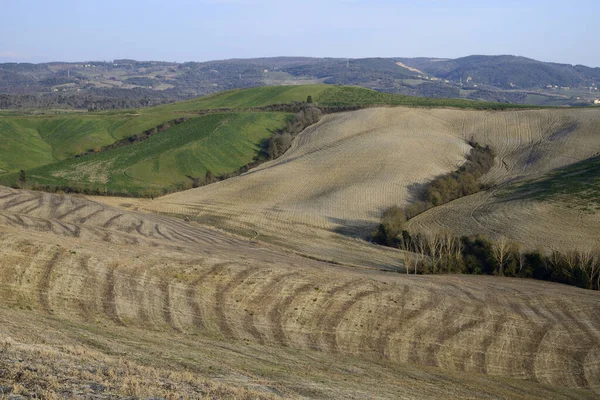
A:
[{"left": 1, "top": 84, "right": 600, "bottom": 398}]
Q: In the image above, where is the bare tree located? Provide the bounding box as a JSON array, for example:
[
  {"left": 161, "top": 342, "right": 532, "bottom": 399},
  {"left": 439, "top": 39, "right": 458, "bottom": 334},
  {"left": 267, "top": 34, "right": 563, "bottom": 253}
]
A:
[
  {"left": 425, "top": 231, "right": 443, "bottom": 273},
  {"left": 579, "top": 249, "right": 599, "bottom": 290},
  {"left": 400, "top": 251, "right": 412, "bottom": 275},
  {"left": 441, "top": 231, "right": 456, "bottom": 272},
  {"left": 562, "top": 251, "right": 579, "bottom": 280},
  {"left": 509, "top": 241, "right": 525, "bottom": 275},
  {"left": 413, "top": 233, "right": 428, "bottom": 274},
  {"left": 491, "top": 236, "right": 510, "bottom": 276}
]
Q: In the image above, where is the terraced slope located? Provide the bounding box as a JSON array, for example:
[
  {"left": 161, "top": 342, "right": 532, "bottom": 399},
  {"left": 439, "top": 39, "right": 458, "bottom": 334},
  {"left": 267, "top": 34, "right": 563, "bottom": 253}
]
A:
[
  {"left": 142, "top": 107, "right": 600, "bottom": 256},
  {"left": 1, "top": 186, "right": 600, "bottom": 398}
]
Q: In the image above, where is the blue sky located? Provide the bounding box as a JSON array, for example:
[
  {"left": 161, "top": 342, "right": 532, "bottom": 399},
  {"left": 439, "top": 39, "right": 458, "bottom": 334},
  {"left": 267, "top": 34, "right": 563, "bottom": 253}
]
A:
[{"left": 1, "top": 0, "right": 598, "bottom": 66}]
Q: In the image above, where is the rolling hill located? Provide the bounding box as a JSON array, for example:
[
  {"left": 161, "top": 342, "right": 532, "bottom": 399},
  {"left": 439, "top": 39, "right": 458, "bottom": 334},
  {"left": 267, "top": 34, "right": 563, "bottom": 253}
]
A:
[
  {"left": 2, "top": 84, "right": 600, "bottom": 398},
  {"left": 408, "top": 154, "right": 600, "bottom": 252},
  {"left": 1, "top": 185, "right": 599, "bottom": 398},
  {"left": 2, "top": 55, "right": 599, "bottom": 111},
  {"left": 2, "top": 112, "right": 291, "bottom": 196},
  {"left": 139, "top": 106, "right": 600, "bottom": 255},
  {"left": 0, "top": 110, "right": 196, "bottom": 172},
  {"left": 398, "top": 55, "right": 600, "bottom": 89},
  {"left": 0, "top": 85, "right": 531, "bottom": 195}
]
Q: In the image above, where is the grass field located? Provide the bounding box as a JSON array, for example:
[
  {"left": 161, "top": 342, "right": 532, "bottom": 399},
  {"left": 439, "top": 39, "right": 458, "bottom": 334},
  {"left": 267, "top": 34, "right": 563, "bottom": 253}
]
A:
[
  {"left": 151, "top": 85, "right": 334, "bottom": 112},
  {"left": 152, "top": 84, "right": 537, "bottom": 113},
  {"left": 1, "top": 112, "right": 291, "bottom": 195},
  {"left": 0, "top": 84, "right": 534, "bottom": 196},
  {"left": 0, "top": 112, "right": 195, "bottom": 172}
]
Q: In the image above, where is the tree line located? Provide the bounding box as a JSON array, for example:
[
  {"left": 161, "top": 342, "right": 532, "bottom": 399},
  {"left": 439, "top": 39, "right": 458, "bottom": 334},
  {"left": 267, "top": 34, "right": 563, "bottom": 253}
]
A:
[
  {"left": 404, "top": 141, "right": 495, "bottom": 219},
  {"left": 381, "top": 229, "right": 600, "bottom": 291}
]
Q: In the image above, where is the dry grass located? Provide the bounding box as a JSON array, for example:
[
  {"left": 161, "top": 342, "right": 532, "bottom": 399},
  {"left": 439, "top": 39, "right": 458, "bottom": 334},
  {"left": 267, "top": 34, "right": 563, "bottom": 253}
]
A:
[
  {"left": 0, "top": 337, "right": 277, "bottom": 399},
  {"left": 407, "top": 191, "right": 600, "bottom": 251}
]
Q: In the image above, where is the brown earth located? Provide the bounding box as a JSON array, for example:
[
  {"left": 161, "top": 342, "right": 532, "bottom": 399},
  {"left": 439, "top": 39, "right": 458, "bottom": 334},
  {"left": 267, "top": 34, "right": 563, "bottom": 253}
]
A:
[{"left": 1, "top": 185, "right": 600, "bottom": 398}]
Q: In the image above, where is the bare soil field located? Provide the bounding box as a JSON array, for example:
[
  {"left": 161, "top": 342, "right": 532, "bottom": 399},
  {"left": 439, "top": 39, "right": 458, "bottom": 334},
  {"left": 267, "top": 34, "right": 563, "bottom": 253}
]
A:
[
  {"left": 139, "top": 107, "right": 600, "bottom": 255},
  {"left": 1, "top": 186, "right": 600, "bottom": 398},
  {"left": 407, "top": 192, "right": 600, "bottom": 251}
]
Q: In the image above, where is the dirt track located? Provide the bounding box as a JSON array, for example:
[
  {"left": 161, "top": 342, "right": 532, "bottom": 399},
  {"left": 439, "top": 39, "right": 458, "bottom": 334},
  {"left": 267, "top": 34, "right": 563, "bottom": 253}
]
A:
[{"left": 1, "top": 186, "right": 600, "bottom": 397}]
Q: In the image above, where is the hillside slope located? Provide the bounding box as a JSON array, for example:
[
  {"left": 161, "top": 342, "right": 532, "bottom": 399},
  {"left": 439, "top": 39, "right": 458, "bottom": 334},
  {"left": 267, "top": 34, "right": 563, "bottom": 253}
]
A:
[
  {"left": 1, "top": 186, "right": 599, "bottom": 398},
  {"left": 4, "top": 112, "right": 290, "bottom": 195},
  {"left": 141, "top": 107, "right": 600, "bottom": 255},
  {"left": 406, "top": 109, "right": 600, "bottom": 250},
  {"left": 140, "top": 107, "right": 470, "bottom": 265},
  {"left": 398, "top": 55, "right": 600, "bottom": 89},
  {"left": 1, "top": 85, "right": 531, "bottom": 196},
  {"left": 0, "top": 112, "right": 187, "bottom": 172}
]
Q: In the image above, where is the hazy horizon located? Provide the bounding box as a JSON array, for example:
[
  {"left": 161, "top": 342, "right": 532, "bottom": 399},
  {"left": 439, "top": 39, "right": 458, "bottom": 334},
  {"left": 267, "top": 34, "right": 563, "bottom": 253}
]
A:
[{"left": 1, "top": 0, "right": 598, "bottom": 67}]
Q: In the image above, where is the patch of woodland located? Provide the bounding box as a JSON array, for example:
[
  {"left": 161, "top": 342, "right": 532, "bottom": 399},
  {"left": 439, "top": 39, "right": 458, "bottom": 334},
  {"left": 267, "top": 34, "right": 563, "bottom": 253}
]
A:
[{"left": 374, "top": 141, "right": 496, "bottom": 245}]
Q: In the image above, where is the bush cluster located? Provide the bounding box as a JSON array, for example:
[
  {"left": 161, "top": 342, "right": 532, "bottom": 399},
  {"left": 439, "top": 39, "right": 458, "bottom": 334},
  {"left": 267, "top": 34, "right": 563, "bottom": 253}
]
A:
[{"left": 405, "top": 141, "right": 495, "bottom": 219}]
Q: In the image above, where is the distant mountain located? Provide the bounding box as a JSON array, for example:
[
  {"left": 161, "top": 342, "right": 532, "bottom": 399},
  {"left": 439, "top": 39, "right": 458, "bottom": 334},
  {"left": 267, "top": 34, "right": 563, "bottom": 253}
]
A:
[
  {"left": 1, "top": 55, "right": 599, "bottom": 110},
  {"left": 397, "top": 55, "right": 600, "bottom": 89}
]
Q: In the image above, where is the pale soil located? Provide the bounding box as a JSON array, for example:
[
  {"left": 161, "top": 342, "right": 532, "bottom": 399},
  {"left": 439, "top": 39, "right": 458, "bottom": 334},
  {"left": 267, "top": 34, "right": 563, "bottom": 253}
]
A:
[
  {"left": 396, "top": 61, "right": 426, "bottom": 75},
  {"left": 1, "top": 186, "right": 600, "bottom": 398},
  {"left": 2, "top": 309, "right": 592, "bottom": 400},
  {"left": 137, "top": 108, "right": 472, "bottom": 267},
  {"left": 136, "top": 107, "right": 600, "bottom": 257},
  {"left": 407, "top": 192, "right": 600, "bottom": 251}
]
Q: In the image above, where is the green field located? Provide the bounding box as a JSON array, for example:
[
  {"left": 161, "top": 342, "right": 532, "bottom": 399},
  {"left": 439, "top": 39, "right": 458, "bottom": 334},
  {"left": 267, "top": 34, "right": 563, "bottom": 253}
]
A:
[
  {"left": 151, "top": 85, "right": 334, "bottom": 112},
  {"left": 501, "top": 155, "right": 600, "bottom": 211},
  {"left": 0, "top": 112, "right": 195, "bottom": 172},
  {"left": 2, "top": 112, "right": 290, "bottom": 195},
  {"left": 0, "top": 84, "right": 544, "bottom": 196},
  {"left": 151, "top": 84, "right": 536, "bottom": 113}
]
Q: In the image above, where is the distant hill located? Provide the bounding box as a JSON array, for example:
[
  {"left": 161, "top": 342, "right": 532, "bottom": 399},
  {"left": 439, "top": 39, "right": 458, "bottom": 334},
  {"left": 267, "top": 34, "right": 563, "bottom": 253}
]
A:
[
  {"left": 397, "top": 55, "right": 600, "bottom": 89},
  {"left": 1, "top": 55, "right": 599, "bottom": 110}
]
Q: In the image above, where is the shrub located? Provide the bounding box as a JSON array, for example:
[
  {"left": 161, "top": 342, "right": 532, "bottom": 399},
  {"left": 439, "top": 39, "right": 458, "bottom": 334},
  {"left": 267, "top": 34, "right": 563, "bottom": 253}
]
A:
[{"left": 372, "top": 207, "right": 406, "bottom": 246}]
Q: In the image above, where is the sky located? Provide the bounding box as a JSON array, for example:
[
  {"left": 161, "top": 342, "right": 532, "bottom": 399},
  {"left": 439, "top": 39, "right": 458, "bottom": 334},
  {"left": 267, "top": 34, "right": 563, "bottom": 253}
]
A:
[{"left": 1, "top": 0, "right": 598, "bottom": 66}]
